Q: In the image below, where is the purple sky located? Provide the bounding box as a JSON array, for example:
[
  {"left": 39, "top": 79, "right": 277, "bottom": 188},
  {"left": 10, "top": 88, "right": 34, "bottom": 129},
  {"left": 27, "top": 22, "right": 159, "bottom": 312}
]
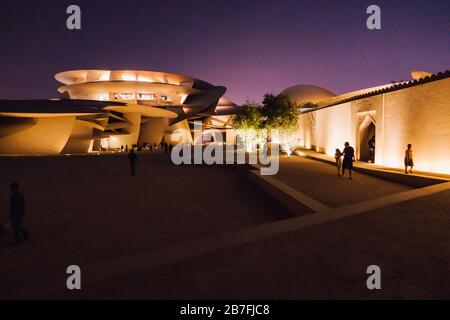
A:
[{"left": 0, "top": 0, "right": 448, "bottom": 104}]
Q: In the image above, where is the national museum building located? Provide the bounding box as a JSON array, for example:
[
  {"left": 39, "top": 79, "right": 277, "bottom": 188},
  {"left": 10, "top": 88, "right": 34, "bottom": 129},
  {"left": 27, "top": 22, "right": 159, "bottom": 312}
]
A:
[
  {"left": 0, "top": 70, "right": 239, "bottom": 154},
  {"left": 0, "top": 69, "right": 448, "bottom": 175}
]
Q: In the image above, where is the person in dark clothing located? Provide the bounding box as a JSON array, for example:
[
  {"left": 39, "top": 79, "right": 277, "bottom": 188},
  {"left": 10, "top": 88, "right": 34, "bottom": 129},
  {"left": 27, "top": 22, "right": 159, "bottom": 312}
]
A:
[
  {"left": 10, "top": 182, "right": 29, "bottom": 244},
  {"left": 128, "top": 149, "right": 140, "bottom": 176},
  {"left": 163, "top": 143, "right": 168, "bottom": 155},
  {"left": 342, "top": 142, "right": 355, "bottom": 179},
  {"left": 404, "top": 144, "right": 414, "bottom": 174},
  {"left": 368, "top": 136, "right": 375, "bottom": 163}
]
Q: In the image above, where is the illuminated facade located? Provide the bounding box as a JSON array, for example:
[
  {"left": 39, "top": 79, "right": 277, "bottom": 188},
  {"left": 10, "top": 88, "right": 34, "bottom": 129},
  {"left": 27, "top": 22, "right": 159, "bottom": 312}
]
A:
[
  {"left": 0, "top": 70, "right": 239, "bottom": 154},
  {"left": 285, "top": 71, "right": 450, "bottom": 175}
]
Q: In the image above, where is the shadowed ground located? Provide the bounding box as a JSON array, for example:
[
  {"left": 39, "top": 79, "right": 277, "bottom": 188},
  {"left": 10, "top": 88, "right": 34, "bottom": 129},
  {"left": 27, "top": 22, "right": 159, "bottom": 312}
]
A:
[
  {"left": 275, "top": 156, "right": 411, "bottom": 207},
  {"left": 0, "top": 151, "right": 448, "bottom": 299},
  {"left": 0, "top": 151, "right": 286, "bottom": 298},
  {"left": 62, "top": 189, "right": 450, "bottom": 300}
]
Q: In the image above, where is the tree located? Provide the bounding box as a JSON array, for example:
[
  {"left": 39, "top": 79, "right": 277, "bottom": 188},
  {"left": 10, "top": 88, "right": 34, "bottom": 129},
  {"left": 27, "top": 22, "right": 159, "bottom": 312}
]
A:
[
  {"left": 234, "top": 101, "right": 263, "bottom": 151},
  {"left": 234, "top": 100, "right": 263, "bottom": 131},
  {"left": 260, "top": 94, "right": 299, "bottom": 155},
  {"left": 261, "top": 94, "right": 298, "bottom": 131}
]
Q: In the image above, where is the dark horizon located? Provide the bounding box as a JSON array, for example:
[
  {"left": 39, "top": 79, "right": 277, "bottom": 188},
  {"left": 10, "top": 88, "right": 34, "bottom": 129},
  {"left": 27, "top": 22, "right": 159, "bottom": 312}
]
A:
[{"left": 0, "top": 0, "right": 448, "bottom": 104}]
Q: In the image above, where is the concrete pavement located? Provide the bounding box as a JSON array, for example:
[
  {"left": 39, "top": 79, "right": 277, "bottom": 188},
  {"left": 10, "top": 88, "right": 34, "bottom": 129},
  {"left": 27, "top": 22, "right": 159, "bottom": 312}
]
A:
[{"left": 0, "top": 150, "right": 449, "bottom": 299}]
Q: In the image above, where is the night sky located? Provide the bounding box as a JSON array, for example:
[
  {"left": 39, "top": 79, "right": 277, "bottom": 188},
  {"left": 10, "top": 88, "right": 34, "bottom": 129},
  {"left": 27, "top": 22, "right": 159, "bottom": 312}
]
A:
[{"left": 0, "top": 0, "right": 448, "bottom": 104}]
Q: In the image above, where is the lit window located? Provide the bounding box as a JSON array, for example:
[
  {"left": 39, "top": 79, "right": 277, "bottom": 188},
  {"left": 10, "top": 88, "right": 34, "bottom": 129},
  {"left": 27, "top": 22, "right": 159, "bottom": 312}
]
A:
[
  {"left": 138, "top": 93, "right": 158, "bottom": 101},
  {"left": 113, "top": 93, "right": 135, "bottom": 100},
  {"left": 161, "top": 94, "right": 172, "bottom": 102}
]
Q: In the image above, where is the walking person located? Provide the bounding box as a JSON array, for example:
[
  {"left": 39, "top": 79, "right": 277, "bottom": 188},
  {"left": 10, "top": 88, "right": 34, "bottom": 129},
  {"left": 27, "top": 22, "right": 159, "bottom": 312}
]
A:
[
  {"left": 334, "top": 148, "right": 343, "bottom": 176},
  {"left": 404, "top": 144, "right": 414, "bottom": 174},
  {"left": 9, "top": 182, "right": 29, "bottom": 244},
  {"left": 128, "top": 148, "right": 140, "bottom": 176},
  {"left": 342, "top": 142, "right": 355, "bottom": 179}
]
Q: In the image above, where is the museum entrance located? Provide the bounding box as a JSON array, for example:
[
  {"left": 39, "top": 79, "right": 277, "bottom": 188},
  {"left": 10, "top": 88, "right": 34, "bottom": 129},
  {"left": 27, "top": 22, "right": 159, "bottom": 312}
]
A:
[{"left": 358, "top": 113, "right": 376, "bottom": 163}]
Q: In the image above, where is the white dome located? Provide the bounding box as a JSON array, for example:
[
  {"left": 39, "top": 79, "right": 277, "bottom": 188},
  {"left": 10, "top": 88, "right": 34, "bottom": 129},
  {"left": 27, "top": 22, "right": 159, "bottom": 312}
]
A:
[{"left": 280, "top": 84, "right": 335, "bottom": 104}]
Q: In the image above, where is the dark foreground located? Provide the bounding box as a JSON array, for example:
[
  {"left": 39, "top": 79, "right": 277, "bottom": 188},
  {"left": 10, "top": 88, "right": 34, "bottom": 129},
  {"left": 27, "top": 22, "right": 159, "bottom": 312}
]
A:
[{"left": 0, "top": 151, "right": 449, "bottom": 299}]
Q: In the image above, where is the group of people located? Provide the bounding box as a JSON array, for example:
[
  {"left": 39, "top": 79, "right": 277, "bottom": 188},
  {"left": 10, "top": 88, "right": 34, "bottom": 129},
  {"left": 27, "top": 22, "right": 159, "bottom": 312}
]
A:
[
  {"left": 0, "top": 183, "right": 29, "bottom": 245},
  {"left": 334, "top": 141, "right": 415, "bottom": 178},
  {"left": 334, "top": 142, "right": 356, "bottom": 179},
  {"left": 121, "top": 143, "right": 158, "bottom": 153}
]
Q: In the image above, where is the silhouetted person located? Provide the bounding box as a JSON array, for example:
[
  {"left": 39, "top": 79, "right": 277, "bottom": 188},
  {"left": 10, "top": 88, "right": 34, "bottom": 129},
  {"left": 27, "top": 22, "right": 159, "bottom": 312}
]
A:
[
  {"left": 334, "top": 148, "right": 343, "bottom": 176},
  {"left": 128, "top": 149, "right": 139, "bottom": 176},
  {"left": 404, "top": 144, "right": 414, "bottom": 174},
  {"left": 10, "top": 182, "right": 29, "bottom": 244},
  {"left": 342, "top": 142, "right": 355, "bottom": 179},
  {"left": 163, "top": 143, "right": 168, "bottom": 155},
  {"left": 168, "top": 144, "right": 173, "bottom": 155},
  {"left": 125, "top": 145, "right": 128, "bottom": 152},
  {"left": 368, "top": 136, "right": 375, "bottom": 163}
]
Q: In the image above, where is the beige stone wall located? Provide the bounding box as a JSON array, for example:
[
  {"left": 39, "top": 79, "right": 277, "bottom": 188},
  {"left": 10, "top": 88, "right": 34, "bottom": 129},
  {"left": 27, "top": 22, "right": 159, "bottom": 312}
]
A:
[
  {"left": 379, "top": 78, "right": 450, "bottom": 174},
  {"left": 298, "top": 102, "right": 353, "bottom": 156},
  {"left": 297, "top": 78, "right": 450, "bottom": 174}
]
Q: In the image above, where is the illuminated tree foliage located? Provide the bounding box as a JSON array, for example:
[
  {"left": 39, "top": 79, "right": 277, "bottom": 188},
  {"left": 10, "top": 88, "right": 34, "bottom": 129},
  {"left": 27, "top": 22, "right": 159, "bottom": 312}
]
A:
[
  {"left": 233, "top": 101, "right": 264, "bottom": 151},
  {"left": 260, "top": 94, "right": 298, "bottom": 132},
  {"left": 234, "top": 100, "right": 263, "bottom": 131},
  {"left": 260, "top": 94, "right": 300, "bottom": 155},
  {"left": 234, "top": 95, "right": 304, "bottom": 155}
]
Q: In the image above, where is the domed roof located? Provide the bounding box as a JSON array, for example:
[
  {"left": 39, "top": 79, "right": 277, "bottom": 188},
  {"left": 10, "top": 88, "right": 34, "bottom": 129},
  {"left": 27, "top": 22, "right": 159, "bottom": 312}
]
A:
[{"left": 280, "top": 84, "right": 335, "bottom": 104}]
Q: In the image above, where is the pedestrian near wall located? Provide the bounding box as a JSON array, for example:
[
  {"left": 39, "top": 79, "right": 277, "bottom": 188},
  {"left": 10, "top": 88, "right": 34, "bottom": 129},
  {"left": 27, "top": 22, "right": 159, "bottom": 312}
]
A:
[
  {"left": 342, "top": 142, "right": 355, "bottom": 180},
  {"left": 404, "top": 144, "right": 414, "bottom": 174}
]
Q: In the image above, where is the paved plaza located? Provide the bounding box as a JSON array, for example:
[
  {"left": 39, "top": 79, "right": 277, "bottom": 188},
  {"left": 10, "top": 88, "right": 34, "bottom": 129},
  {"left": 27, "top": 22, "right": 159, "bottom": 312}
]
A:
[{"left": 0, "top": 150, "right": 449, "bottom": 299}]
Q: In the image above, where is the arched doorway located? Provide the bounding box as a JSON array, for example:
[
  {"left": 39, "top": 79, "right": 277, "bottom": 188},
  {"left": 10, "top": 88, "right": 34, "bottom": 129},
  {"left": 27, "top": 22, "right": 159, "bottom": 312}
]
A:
[{"left": 358, "top": 114, "right": 376, "bottom": 162}]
